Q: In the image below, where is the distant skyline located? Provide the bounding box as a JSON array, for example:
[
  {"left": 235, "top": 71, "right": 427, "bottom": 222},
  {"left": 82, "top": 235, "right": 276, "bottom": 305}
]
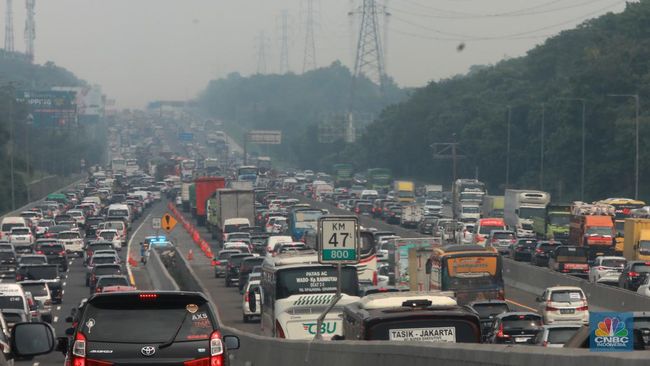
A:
[{"left": 0, "top": 0, "right": 631, "bottom": 108}]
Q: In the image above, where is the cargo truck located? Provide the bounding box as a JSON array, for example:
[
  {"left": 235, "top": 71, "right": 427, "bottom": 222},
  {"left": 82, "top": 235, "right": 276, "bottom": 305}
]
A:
[
  {"left": 366, "top": 168, "right": 392, "bottom": 192},
  {"left": 452, "top": 179, "right": 486, "bottom": 220},
  {"left": 194, "top": 177, "right": 226, "bottom": 226},
  {"left": 504, "top": 189, "right": 550, "bottom": 238},
  {"left": 568, "top": 202, "right": 616, "bottom": 259},
  {"left": 481, "top": 196, "right": 504, "bottom": 218},
  {"left": 189, "top": 183, "right": 196, "bottom": 218},
  {"left": 424, "top": 185, "right": 443, "bottom": 200},
  {"left": 531, "top": 204, "right": 571, "bottom": 240},
  {"left": 333, "top": 163, "right": 354, "bottom": 188},
  {"left": 400, "top": 205, "right": 421, "bottom": 228},
  {"left": 393, "top": 181, "right": 415, "bottom": 203},
  {"left": 623, "top": 218, "right": 650, "bottom": 261},
  {"left": 206, "top": 189, "right": 255, "bottom": 241},
  {"left": 181, "top": 182, "right": 191, "bottom": 212}
]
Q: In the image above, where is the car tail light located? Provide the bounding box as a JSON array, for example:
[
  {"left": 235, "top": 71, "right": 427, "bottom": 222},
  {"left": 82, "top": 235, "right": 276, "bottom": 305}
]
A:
[
  {"left": 491, "top": 238, "right": 498, "bottom": 243},
  {"left": 496, "top": 323, "right": 509, "bottom": 338},
  {"left": 212, "top": 260, "right": 220, "bottom": 266},
  {"left": 59, "top": 250, "right": 66, "bottom": 256},
  {"left": 35, "top": 250, "right": 43, "bottom": 254},
  {"left": 244, "top": 291, "right": 249, "bottom": 303},
  {"left": 629, "top": 271, "right": 640, "bottom": 277},
  {"left": 139, "top": 293, "right": 158, "bottom": 300},
  {"left": 596, "top": 266, "right": 605, "bottom": 271},
  {"left": 184, "top": 358, "right": 210, "bottom": 366},
  {"left": 275, "top": 320, "right": 286, "bottom": 338},
  {"left": 72, "top": 331, "right": 86, "bottom": 365},
  {"left": 576, "top": 305, "right": 589, "bottom": 311},
  {"left": 209, "top": 330, "right": 224, "bottom": 366},
  {"left": 510, "top": 239, "right": 516, "bottom": 244},
  {"left": 546, "top": 305, "right": 559, "bottom": 311},
  {"left": 372, "top": 271, "right": 378, "bottom": 286}
]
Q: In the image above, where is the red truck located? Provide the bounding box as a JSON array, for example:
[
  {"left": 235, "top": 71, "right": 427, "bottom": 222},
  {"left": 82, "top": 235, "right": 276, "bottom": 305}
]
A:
[{"left": 195, "top": 177, "right": 226, "bottom": 226}]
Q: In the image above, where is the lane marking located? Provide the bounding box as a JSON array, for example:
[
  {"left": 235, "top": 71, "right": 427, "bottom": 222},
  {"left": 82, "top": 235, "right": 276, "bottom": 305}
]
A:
[
  {"left": 126, "top": 208, "right": 157, "bottom": 287},
  {"left": 53, "top": 316, "right": 58, "bottom": 323},
  {"left": 62, "top": 290, "right": 65, "bottom": 295},
  {"left": 506, "top": 298, "right": 537, "bottom": 312},
  {"left": 56, "top": 306, "right": 61, "bottom": 311},
  {"left": 63, "top": 282, "right": 67, "bottom": 287},
  {"left": 33, "top": 362, "right": 39, "bottom": 366}
]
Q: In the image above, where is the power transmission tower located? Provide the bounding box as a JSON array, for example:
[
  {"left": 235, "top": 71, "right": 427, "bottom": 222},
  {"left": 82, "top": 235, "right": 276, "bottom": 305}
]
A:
[
  {"left": 352, "top": 0, "right": 386, "bottom": 90},
  {"left": 255, "top": 31, "right": 269, "bottom": 74},
  {"left": 279, "top": 9, "right": 290, "bottom": 74},
  {"left": 4, "top": 0, "right": 14, "bottom": 52},
  {"left": 302, "top": 0, "right": 317, "bottom": 72},
  {"left": 382, "top": 0, "right": 390, "bottom": 76},
  {"left": 25, "top": 0, "right": 35, "bottom": 62}
]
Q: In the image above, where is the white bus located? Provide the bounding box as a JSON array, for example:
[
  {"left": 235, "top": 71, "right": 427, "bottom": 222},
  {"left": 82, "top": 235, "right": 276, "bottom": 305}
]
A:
[{"left": 259, "top": 251, "right": 360, "bottom": 340}]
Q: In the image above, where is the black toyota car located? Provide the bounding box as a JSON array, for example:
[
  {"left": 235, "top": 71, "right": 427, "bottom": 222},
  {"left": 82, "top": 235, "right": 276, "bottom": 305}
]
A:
[{"left": 59, "top": 291, "right": 240, "bottom": 365}]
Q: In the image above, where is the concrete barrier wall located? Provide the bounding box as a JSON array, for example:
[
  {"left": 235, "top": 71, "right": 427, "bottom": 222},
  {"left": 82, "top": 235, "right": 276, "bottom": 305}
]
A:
[
  {"left": 147, "top": 247, "right": 180, "bottom": 291},
  {"left": 503, "top": 258, "right": 650, "bottom": 311},
  {"left": 157, "top": 245, "right": 208, "bottom": 295},
  {"left": 222, "top": 325, "right": 649, "bottom": 366}
]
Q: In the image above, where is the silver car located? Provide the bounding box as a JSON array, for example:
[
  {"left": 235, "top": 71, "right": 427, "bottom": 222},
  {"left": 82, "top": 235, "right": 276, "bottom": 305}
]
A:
[{"left": 531, "top": 324, "right": 581, "bottom": 347}]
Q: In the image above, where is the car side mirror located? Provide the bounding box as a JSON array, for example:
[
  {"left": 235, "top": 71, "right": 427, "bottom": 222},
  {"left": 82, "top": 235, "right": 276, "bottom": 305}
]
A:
[
  {"left": 535, "top": 296, "right": 543, "bottom": 302},
  {"left": 248, "top": 289, "right": 257, "bottom": 312},
  {"left": 223, "top": 335, "right": 240, "bottom": 350},
  {"left": 11, "top": 322, "right": 56, "bottom": 357}
]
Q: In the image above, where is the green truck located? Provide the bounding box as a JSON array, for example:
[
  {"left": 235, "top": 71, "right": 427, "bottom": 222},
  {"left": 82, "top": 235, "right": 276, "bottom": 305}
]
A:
[
  {"left": 333, "top": 163, "right": 354, "bottom": 188},
  {"left": 189, "top": 183, "right": 196, "bottom": 218},
  {"left": 532, "top": 204, "right": 571, "bottom": 240},
  {"left": 366, "top": 168, "right": 392, "bottom": 192}
]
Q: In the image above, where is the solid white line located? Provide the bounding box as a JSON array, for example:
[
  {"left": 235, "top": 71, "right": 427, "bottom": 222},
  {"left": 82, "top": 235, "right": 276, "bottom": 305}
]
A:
[
  {"left": 126, "top": 208, "right": 157, "bottom": 286},
  {"left": 53, "top": 316, "right": 58, "bottom": 323}
]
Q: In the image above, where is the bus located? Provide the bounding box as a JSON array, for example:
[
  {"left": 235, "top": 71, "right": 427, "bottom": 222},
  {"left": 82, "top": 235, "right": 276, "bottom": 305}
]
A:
[
  {"left": 427, "top": 244, "right": 504, "bottom": 305},
  {"left": 259, "top": 251, "right": 360, "bottom": 339},
  {"left": 126, "top": 159, "right": 138, "bottom": 176},
  {"left": 237, "top": 166, "right": 258, "bottom": 182},
  {"left": 111, "top": 158, "right": 126, "bottom": 173},
  {"left": 596, "top": 198, "right": 646, "bottom": 254},
  {"left": 288, "top": 208, "right": 325, "bottom": 241},
  {"left": 332, "top": 163, "right": 354, "bottom": 188},
  {"left": 180, "top": 159, "right": 196, "bottom": 182},
  {"left": 366, "top": 168, "right": 392, "bottom": 192}
]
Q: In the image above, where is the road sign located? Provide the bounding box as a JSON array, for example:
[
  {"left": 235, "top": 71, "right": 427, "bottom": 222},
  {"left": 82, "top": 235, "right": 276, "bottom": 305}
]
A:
[
  {"left": 152, "top": 217, "right": 162, "bottom": 230},
  {"left": 179, "top": 132, "right": 194, "bottom": 141},
  {"left": 246, "top": 130, "right": 282, "bottom": 144},
  {"left": 318, "top": 216, "right": 359, "bottom": 264},
  {"left": 161, "top": 213, "right": 177, "bottom": 232}
]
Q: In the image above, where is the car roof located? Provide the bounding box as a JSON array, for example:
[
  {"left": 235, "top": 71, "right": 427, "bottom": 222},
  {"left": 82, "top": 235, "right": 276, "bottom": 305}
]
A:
[
  {"left": 358, "top": 291, "right": 457, "bottom": 310},
  {"left": 540, "top": 324, "right": 582, "bottom": 330}
]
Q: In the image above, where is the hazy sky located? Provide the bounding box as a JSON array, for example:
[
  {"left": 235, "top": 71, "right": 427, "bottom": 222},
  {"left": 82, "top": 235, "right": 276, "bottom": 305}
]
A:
[{"left": 1, "top": 0, "right": 630, "bottom": 108}]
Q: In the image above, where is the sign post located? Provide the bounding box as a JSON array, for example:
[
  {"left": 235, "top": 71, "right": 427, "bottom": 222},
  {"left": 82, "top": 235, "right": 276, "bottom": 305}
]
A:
[{"left": 315, "top": 216, "right": 359, "bottom": 340}]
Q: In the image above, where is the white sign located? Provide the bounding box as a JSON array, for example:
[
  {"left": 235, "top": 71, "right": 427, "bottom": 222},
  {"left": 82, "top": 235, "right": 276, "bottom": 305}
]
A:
[
  {"left": 152, "top": 217, "right": 162, "bottom": 230},
  {"left": 389, "top": 327, "right": 456, "bottom": 343},
  {"left": 247, "top": 130, "right": 282, "bottom": 145},
  {"left": 318, "top": 216, "right": 359, "bottom": 264}
]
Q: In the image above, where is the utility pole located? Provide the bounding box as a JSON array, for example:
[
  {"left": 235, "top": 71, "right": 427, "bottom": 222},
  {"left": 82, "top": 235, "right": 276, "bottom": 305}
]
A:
[
  {"left": 8, "top": 88, "right": 15, "bottom": 210},
  {"left": 557, "top": 97, "right": 587, "bottom": 201},
  {"left": 4, "top": 0, "right": 14, "bottom": 52},
  {"left": 302, "top": 0, "right": 317, "bottom": 72},
  {"left": 255, "top": 31, "right": 269, "bottom": 74},
  {"left": 279, "top": 9, "right": 290, "bottom": 74},
  {"left": 505, "top": 105, "right": 512, "bottom": 189},
  {"left": 25, "top": 0, "right": 35, "bottom": 62},
  {"left": 540, "top": 103, "right": 545, "bottom": 190},
  {"left": 382, "top": 0, "right": 390, "bottom": 77},
  {"left": 431, "top": 142, "right": 465, "bottom": 183},
  {"left": 607, "top": 94, "right": 640, "bottom": 199}
]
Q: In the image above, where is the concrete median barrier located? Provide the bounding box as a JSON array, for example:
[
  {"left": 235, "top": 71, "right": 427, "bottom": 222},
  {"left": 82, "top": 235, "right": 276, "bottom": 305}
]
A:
[{"left": 146, "top": 247, "right": 180, "bottom": 291}]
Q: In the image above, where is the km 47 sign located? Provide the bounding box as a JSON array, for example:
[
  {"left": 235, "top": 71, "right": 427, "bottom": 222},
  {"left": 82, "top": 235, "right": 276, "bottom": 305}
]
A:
[{"left": 318, "top": 216, "right": 360, "bottom": 264}]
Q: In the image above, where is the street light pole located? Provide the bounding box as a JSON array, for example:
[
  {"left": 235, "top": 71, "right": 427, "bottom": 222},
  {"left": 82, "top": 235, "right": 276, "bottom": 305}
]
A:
[
  {"left": 506, "top": 105, "right": 511, "bottom": 189},
  {"left": 557, "top": 97, "right": 587, "bottom": 201},
  {"left": 540, "top": 103, "right": 545, "bottom": 190},
  {"left": 607, "top": 94, "right": 640, "bottom": 199}
]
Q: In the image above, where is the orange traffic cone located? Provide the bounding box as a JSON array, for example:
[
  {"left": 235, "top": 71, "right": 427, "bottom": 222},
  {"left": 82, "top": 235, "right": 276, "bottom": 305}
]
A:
[{"left": 187, "top": 249, "right": 194, "bottom": 261}]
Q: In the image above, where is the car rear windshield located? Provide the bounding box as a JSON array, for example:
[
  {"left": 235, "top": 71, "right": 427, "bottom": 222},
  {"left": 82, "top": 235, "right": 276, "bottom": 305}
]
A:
[
  {"left": 95, "top": 267, "right": 121, "bottom": 276},
  {"left": 601, "top": 259, "right": 626, "bottom": 267},
  {"left": 11, "top": 228, "right": 30, "bottom": 235},
  {"left": 2, "top": 312, "right": 23, "bottom": 324},
  {"left": 241, "top": 258, "right": 265, "bottom": 271},
  {"left": 1, "top": 224, "right": 23, "bottom": 232},
  {"left": 551, "top": 290, "right": 584, "bottom": 302},
  {"left": 631, "top": 263, "right": 650, "bottom": 273},
  {"left": 90, "top": 244, "right": 114, "bottom": 251},
  {"left": 20, "top": 257, "right": 46, "bottom": 265},
  {"left": 97, "top": 277, "right": 129, "bottom": 287},
  {"left": 100, "top": 232, "right": 116, "bottom": 240},
  {"left": 58, "top": 232, "right": 80, "bottom": 239},
  {"left": 0, "top": 296, "right": 23, "bottom": 309},
  {"left": 502, "top": 315, "right": 542, "bottom": 329},
  {"left": 93, "top": 257, "right": 117, "bottom": 265},
  {"left": 217, "top": 251, "right": 237, "bottom": 260},
  {"left": 38, "top": 244, "right": 64, "bottom": 251},
  {"left": 22, "top": 266, "right": 58, "bottom": 280},
  {"left": 224, "top": 224, "right": 247, "bottom": 233},
  {"left": 81, "top": 300, "right": 214, "bottom": 343},
  {"left": 471, "top": 303, "right": 509, "bottom": 319},
  {"left": 21, "top": 283, "right": 48, "bottom": 297},
  {"left": 547, "top": 327, "right": 579, "bottom": 344}
]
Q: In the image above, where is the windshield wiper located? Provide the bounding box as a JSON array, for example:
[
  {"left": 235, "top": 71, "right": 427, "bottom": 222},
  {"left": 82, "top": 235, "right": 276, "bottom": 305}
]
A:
[{"left": 158, "top": 311, "right": 189, "bottom": 349}]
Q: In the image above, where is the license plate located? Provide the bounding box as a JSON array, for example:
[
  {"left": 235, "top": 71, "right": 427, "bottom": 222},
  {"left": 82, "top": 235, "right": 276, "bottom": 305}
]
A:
[
  {"left": 515, "top": 337, "right": 529, "bottom": 343},
  {"left": 389, "top": 327, "right": 456, "bottom": 342},
  {"left": 560, "top": 309, "right": 575, "bottom": 314}
]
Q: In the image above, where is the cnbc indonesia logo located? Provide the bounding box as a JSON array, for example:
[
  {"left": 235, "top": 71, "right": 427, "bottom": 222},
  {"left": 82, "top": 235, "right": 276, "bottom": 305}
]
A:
[{"left": 594, "top": 317, "right": 629, "bottom": 348}]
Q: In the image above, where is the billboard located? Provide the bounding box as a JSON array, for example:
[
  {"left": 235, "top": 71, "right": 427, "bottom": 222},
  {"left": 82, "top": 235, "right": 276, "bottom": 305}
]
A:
[
  {"left": 247, "top": 130, "right": 282, "bottom": 144},
  {"left": 52, "top": 85, "right": 104, "bottom": 123},
  {"left": 17, "top": 90, "right": 77, "bottom": 127}
]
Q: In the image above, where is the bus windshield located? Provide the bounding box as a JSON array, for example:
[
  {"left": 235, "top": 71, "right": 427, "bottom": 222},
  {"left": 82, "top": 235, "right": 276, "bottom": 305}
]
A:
[
  {"left": 275, "top": 267, "right": 358, "bottom": 300},
  {"left": 238, "top": 167, "right": 257, "bottom": 176}
]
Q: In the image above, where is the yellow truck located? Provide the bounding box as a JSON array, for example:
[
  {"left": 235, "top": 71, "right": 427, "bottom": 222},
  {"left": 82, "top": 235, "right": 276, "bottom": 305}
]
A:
[
  {"left": 623, "top": 218, "right": 650, "bottom": 261},
  {"left": 393, "top": 180, "right": 415, "bottom": 203}
]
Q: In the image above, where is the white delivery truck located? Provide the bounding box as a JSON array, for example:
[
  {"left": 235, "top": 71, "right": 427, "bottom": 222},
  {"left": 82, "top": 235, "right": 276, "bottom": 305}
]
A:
[{"left": 504, "top": 189, "right": 550, "bottom": 237}]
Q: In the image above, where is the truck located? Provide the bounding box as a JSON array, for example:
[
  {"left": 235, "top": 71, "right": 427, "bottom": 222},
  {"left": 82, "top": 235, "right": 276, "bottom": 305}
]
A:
[
  {"left": 424, "top": 185, "right": 443, "bottom": 200},
  {"left": 400, "top": 205, "right": 421, "bottom": 228},
  {"left": 194, "top": 177, "right": 226, "bottom": 226},
  {"left": 366, "top": 168, "right": 392, "bottom": 192},
  {"left": 189, "top": 184, "right": 196, "bottom": 218},
  {"left": 393, "top": 181, "right": 415, "bottom": 203},
  {"left": 332, "top": 163, "right": 354, "bottom": 188},
  {"left": 623, "top": 218, "right": 650, "bottom": 261},
  {"left": 481, "top": 196, "right": 504, "bottom": 218},
  {"left": 504, "top": 189, "right": 550, "bottom": 238},
  {"left": 568, "top": 202, "right": 616, "bottom": 259},
  {"left": 206, "top": 189, "right": 255, "bottom": 241},
  {"left": 452, "top": 179, "right": 486, "bottom": 220},
  {"left": 458, "top": 203, "right": 481, "bottom": 222},
  {"left": 531, "top": 204, "right": 571, "bottom": 240},
  {"left": 596, "top": 198, "right": 646, "bottom": 255},
  {"left": 181, "top": 182, "right": 191, "bottom": 212}
]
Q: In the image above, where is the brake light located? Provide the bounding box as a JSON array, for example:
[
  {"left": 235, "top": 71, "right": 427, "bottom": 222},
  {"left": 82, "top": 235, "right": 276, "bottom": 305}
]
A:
[
  {"left": 629, "top": 271, "right": 640, "bottom": 277},
  {"left": 372, "top": 271, "right": 378, "bottom": 286},
  {"left": 275, "top": 320, "right": 286, "bottom": 338},
  {"left": 491, "top": 238, "right": 498, "bottom": 243},
  {"left": 72, "top": 332, "right": 86, "bottom": 365},
  {"left": 576, "top": 305, "right": 589, "bottom": 311},
  {"left": 510, "top": 239, "right": 516, "bottom": 244},
  {"left": 496, "top": 323, "right": 509, "bottom": 338},
  {"left": 59, "top": 250, "right": 66, "bottom": 256},
  {"left": 535, "top": 249, "right": 543, "bottom": 253},
  {"left": 212, "top": 260, "right": 220, "bottom": 266},
  {"left": 35, "top": 250, "right": 43, "bottom": 254},
  {"left": 244, "top": 291, "right": 249, "bottom": 303},
  {"left": 210, "top": 330, "right": 224, "bottom": 366},
  {"left": 355, "top": 208, "right": 360, "bottom": 214},
  {"left": 184, "top": 358, "right": 210, "bottom": 366},
  {"left": 139, "top": 293, "right": 158, "bottom": 300}
]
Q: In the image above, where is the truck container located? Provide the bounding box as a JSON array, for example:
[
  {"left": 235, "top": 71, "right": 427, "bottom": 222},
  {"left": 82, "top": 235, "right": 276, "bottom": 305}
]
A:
[
  {"left": 531, "top": 204, "right": 571, "bottom": 240},
  {"left": 623, "top": 218, "right": 650, "bottom": 261},
  {"left": 366, "top": 168, "right": 393, "bottom": 192},
  {"left": 452, "top": 179, "right": 486, "bottom": 220},
  {"left": 181, "top": 183, "right": 191, "bottom": 212},
  {"left": 333, "top": 163, "right": 354, "bottom": 188},
  {"left": 481, "top": 196, "right": 504, "bottom": 218},
  {"left": 568, "top": 202, "right": 616, "bottom": 259},
  {"left": 206, "top": 189, "right": 255, "bottom": 241},
  {"left": 424, "top": 185, "right": 443, "bottom": 200},
  {"left": 189, "top": 184, "right": 196, "bottom": 218},
  {"left": 504, "top": 190, "right": 550, "bottom": 238},
  {"left": 393, "top": 181, "right": 415, "bottom": 203},
  {"left": 400, "top": 205, "right": 421, "bottom": 228},
  {"left": 194, "top": 177, "right": 226, "bottom": 226}
]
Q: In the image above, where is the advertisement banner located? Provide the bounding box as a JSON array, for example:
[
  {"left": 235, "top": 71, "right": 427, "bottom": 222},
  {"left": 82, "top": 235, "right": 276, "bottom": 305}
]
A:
[
  {"left": 590, "top": 312, "right": 634, "bottom": 352},
  {"left": 17, "top": 90, "right": 77, "bottom": 127}
]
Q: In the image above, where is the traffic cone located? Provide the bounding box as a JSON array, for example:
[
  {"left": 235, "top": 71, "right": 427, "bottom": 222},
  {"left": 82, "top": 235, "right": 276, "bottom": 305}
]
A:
[
  {"left": 128, "top": 256, "right": 138, "bottom": 267},
  {"left": 187, "top": 249, "right": 194, "bottom": 261}
]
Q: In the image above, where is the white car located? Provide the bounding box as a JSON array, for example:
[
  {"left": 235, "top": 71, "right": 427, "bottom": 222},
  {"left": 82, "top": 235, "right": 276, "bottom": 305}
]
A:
[
  {"left": 537, "top": 286, "right": 589, "bottom": 325},
  {"left": 588, "top": 256, "right": 626, "bottom": 284},
  {"left": 242, "top": 279, "right": 261, "bottom": 323},
  {"left": 636, "top": 276, "right": 650, "bottom": 297},
  {"left": 97, "top": 230, "right": 123, "bottom": 250},
  {"left": 58, "top": 230, "right": 84, "bottom": 255},
  {"left": 8, "top": 227, "right": 34, "bottom": 247},
  {"left": 66, "top": 210, "right": 86, "bottom": 226}
]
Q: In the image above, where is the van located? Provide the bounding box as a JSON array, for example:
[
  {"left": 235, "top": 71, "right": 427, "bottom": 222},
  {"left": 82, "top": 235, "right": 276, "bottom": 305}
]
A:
[
  {"left": 360, "top": 190, "right": 379, "bottom": 201},
  {"left": 107, "top": 204, "right": 131, "bottom": 228},
  {"left": 0, "top": 217, "right": 28, "bottom": 239},
  {"left": 473, "top": 218, "right": 507, "bottom": 246},
  {"left": 82, "top": 196, "right": 102, "bottom": 207},
  {"left": 340, "top": 292, "right": 481, "bottom": 343},
  {"left": 0, "top": 283, "right": 31, "bottom": 320},
  {"left": 265, "top": 235, "right": 293, "bottom": 254}
]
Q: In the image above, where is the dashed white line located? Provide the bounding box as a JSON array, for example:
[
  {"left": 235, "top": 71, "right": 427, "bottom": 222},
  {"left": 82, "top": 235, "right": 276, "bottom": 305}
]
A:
[
  {"left": 33, "top": 362, "right": 39, "bottom": 366},
  {"left": 56, "top": 306, "right": 61, "bottom": 311},
  {"left": 53, "top": 316, "right": 58, "bottom": 323},
  {"left": 62, "top": 290, "right": 65, "bottom": 295}
]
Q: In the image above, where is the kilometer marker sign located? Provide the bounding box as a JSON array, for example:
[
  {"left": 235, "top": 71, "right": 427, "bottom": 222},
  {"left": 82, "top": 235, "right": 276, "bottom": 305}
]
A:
[{"left": 318, "top": 216, "right": 360, "bottom": 264}]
